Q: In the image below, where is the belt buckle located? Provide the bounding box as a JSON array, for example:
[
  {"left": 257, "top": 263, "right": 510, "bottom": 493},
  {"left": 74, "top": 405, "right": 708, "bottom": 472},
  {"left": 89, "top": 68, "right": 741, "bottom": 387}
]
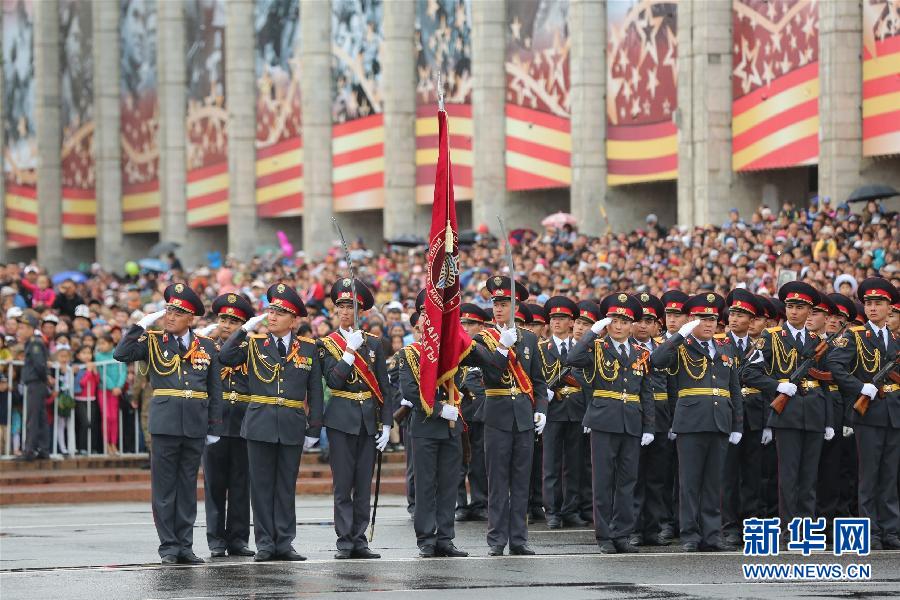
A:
[
  {"left": 621, "top": 391, "right": 628, "bottom": 401},
  {"left": 185, "top": 389, "right": 193, "bottom": 398},
  {"left": 510, "top": 386, "right": 519, "bottom": 395},
  {"left": 712, "top": 388, "right": 719, "bottom": 396},
  {"left": 740, "top": 387, "right": 749, "bottom": 396},
  {"left": 276, "top": 397, "right": 284, "bottom": 406},
  {"left": 356, "top": 392, "right": 365, "bottom": 402},
  {"left": 228, "top": 391, "right": 237, "bottom": 402}
]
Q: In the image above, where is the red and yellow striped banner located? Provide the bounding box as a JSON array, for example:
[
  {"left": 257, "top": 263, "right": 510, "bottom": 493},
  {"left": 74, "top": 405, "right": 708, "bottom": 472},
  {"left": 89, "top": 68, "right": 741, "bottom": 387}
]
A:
[
  {"left": 5, "top": 184, "right": 38, "bottom": 248},
  {"left": 332, "top": 114, "right": 384, "bottom": 212},
  {"left": 607, "top": 122, "right": 678, "bottom": 186},
  {"left": 122, "top": 180, "right": 160, "bottom": 233},
  {"left": 186, "top": 161, "right": 229, "bottom": 228},
  {"left": 505, "top": 104, "right": 571, "bottom": 191},
  {"left": 256, "top": 136, "right": 303, "bottom": 217},
  {"left": 62, "top": 187, "right": 97, "bottom": 239},
  {"left": 415, "top": 104, "right": 472, "bottom": 204},
  {"left": 863, "top": 35, "right": 900, "bottom": 157},
  {"left": 732, "top": 63, "right": 818, "bottom": 171}
]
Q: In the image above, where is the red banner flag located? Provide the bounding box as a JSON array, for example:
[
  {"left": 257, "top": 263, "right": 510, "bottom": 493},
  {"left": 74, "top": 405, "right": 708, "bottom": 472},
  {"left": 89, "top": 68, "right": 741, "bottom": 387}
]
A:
[{"left": 419, "top": 109, "right": 474, "bottom": 415}]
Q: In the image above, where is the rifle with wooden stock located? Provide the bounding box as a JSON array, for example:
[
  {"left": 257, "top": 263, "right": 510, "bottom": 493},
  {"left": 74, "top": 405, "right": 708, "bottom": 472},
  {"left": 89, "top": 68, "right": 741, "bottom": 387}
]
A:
[
  {"left": 853, "top": 354, "right": 900, "bottom": 416},
  {"left": 770, "top": 322, "right": 847, "bottom": 415}
]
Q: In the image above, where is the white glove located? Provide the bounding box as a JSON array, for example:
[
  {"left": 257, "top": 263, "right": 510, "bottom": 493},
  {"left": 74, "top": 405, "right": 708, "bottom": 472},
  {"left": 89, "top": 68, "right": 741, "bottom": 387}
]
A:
[
  {"left": 206, "top": 435, "right": 220, "bottom": 445},
  {"left": 678, "top": 319, "right": 701, "bottom": 337},
  {"left": 197, "top": 324, "right": 217, "bottom": 337},
  {"left": 440, "top": 403, "right": 459, "bottom": 422},
  {"left": 860, "top": 383, "right": 878, "bottom": 399},
  {"left": 591, "top": 317, "right": 613, "bottom": 334},
  {"left": 137, "top": 309, "right": 167, "bottom": 329},
  {"left": 534, "top": 412, "right": 547, "bottom": 435},
  {"left": 583, "top": 426, "right": 591, "bottom": 434},
  {"left": 776, "top": 382, "right": 797, "bottom": 396},
  {"left": 499, "top": 327, "right": 518, "bottom": 348},
  {"left": 842, "top": 426, "right": 854, "bottom": 438},
  {"left": 342, "top": 351, "right": 356, "bottom": 365},
  {"left": 761, "top": 428, "right": 773, "bottom": 445},
  {"left": 824, "top": 427, "right": 835, "bottom": 441},
  {"left": 400, "top": 399, "right": 414, "bottom": 408},
  {"left": 547, "top": 389, "right": 555, "bottom": 401},
  {"left": 729, "top": 431, "right": 743, "bottom": 445},
  {"left": 303, "top": 436, "right": 318, "bottom": 450},
  {"left": 346, "top": 329, "right": 365, "bottom": 351},
  {"left": 241, "top": 314, "right": 267, "bottom": 332},
  {"left": 641, "top": 432, "right": 655, "bottom": 446},
  {"left": 668, "top": 430, "right": 677, "bottom": 441},
  {"left": 375, "top": 425, "right": 391, "bottom": 452}
]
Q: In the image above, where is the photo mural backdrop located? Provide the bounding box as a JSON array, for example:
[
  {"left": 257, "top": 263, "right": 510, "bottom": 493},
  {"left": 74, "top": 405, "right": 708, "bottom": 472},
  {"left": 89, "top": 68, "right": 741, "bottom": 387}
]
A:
[
  {"left": 120, "top": 0, "right": 160, "bottom": 233},
  {"left": 605, "top": 0, "right": 677, "bottom": 186},
  {"left": 2, "top": 0, "right": 37, "bottom": 248},
  {"left": 185, "top": 0, "right": 228, "bottom": 228},
  {"left": 414, "top": 0, "right": 473, "bottom": 204},
  {"left": 255, "top": 0, "right": 303, "bottom": 218},
  {"left": 732, "top": 0, "right": 819, "bottom": 171},
  {"left": 862, "top": 0, "right": 900, "bottom": 157},
  {"left": 331, "top": 0, "right": 384, "bottom": 212},
  {"left": 504, "top": 0, "right": 571, "bottom": 191},
  {"left": 60, "top": 0, "right": 96, "bottom": 239}
]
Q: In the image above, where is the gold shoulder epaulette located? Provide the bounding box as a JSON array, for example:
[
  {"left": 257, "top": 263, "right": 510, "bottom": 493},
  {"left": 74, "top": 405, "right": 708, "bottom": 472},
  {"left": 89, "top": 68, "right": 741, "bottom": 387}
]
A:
[
  {"left": 145, "top": 328, "right": 164, "bottom": 335},
  {"left": 849, "top": 325, "right": 865, "bottom": 332},
  {"left": 713, "top": 333, "right": 727, "bottom": 340},
  {"left": 765, "top": 326, "right": 782, "bottom": 333},
  {"left": 653, "top": 336, "right": 664, "bottom": 344},
  {"left": 249, "top": 333, "right": 267, "bottom": 339},
  {"left": 296, "top": 335, "right": 315, "bottom": 344}
]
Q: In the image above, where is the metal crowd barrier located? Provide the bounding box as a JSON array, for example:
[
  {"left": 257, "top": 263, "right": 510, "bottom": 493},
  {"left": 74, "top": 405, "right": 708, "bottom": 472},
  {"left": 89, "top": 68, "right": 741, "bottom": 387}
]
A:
[{"left": 1, "top": 359, "right": 145, "bottom": 459}]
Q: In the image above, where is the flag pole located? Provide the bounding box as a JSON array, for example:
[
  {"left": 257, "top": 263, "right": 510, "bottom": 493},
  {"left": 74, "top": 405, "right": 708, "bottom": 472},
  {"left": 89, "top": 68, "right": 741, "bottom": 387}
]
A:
[{"left": 438, "top": 72, "right": 453, "bottom": 254}]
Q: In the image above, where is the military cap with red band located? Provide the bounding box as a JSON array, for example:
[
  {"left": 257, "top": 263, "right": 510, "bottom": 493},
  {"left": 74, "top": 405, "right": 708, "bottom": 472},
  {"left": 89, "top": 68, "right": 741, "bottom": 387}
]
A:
[
  {"left": 635, "top": 292, "right": 664, "bottom": 321},
  {"left": 726, "top": 288, "right": 762, "bottom": 316},
  {"left": 827, "top": 293, "right": 855, "bottom": 320},
  {"left": 856, "top": 276, "right": 899, "bottom": 304},
  {"left": 526, "top": 302, "right": 548, "bottom": 325},
  {"left": 267, "top": 283, "right": 307, "bottom": 316},
  {"left": 661, "top": 289, "right": 689, "bottom": 314},
  {"left": 544, "top": 296, "right": 578, "bottom": 320},
  {"left": 600, "top": 293, "right": 643, "bottom": 322},
  {"left": 778, "top": 281, "right": 821, "bottom": 307},
  {"left": 460, "top": 303, "right": 489, "bottom": 324},
  {"left": 211, "top": 292, "right": 255, "bottom": 322},
  {"left": 164, "top": 283, "right": 204, "bottom": 316},
  {"left": 514, "top": 302, "right": 532, "bottom": 325},
  {"left": 485, "top": 275, "right": 529, "bottom": 303},
  {"left": 683, "top": 292, "right": 725, "bottom": 319},
  {"left": 329, "top": 277, "right": 375, "bottom": 311},
  {"left": 577, "top": 300, "right": 601, "bottom": 323}
]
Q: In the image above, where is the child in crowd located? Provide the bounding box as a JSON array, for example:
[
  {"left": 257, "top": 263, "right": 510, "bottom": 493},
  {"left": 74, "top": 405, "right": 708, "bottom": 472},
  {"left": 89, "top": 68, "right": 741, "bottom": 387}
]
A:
[
  {"left": 48, "top": 345, "right": 75, "bottom": 454},
  {"left": 95, "top": 334, "right": 126, "bottom": 455},
  {"left": 74, "top": 344, "right": 101, "bottom": 454}
]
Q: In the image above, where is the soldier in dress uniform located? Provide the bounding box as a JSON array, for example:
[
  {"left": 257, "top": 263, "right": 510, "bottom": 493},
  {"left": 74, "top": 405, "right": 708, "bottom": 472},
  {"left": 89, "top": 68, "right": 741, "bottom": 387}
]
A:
[
  {"left": 828, "top": 277, "right": 900, "bottom": 550},
  {"left": 516, "top": 303, "right": 546, "bottom": 524},
  {"left": 658, "top": 290, "right": 689, "bottom": 540},
  {"left": 630, "top": 292, "right": 672, "bottom": 547},
  {"left": 319, "top": 278, "right": 392, "bottom": 559},
  {"left": 470, "top": 276, "right": 548, "bottom": 556},
  {"left": 568, "top": 293, "right": 654, "bottom": 554},
  {"left": 396, "top": 300, "right": 481, "bottom": 558},
  {"left": 525, "top": 302, "right": 548, "bottom": 340},
  {"left": 745, "top": 282, "right": 834, "bottom": 530},
  {"left": 114, "top": 283, "right": 222, "bottom": 565},
  {"left": 456, "top": 303, "right": 489, "bottom": 522},
  {"left": 650, "top": 293, "right": 743, "bottom": 552},
  {"left": 573, "top": 300, "right": 601, "bottom": 523},
  {"left": 17, "top": 311, "right": 50, "bottom": 460},
  {"left": 219, "top": 284, "right": 323, "bottom": 562},
  {"left": 203, "top": 293, "right": 256, "bottom": 558},
  {"left": 720, "top": 289, "right": 765, "bottom": 545},
  {"left": 539, "top": 295, "right": 587, "bottom": 530}
]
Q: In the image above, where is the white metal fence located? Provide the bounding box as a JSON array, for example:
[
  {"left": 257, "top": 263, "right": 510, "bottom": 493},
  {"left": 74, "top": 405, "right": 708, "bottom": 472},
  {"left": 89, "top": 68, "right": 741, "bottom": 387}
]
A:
[{"left": 1, "top": 359, "right": 145, "bottom": 459}]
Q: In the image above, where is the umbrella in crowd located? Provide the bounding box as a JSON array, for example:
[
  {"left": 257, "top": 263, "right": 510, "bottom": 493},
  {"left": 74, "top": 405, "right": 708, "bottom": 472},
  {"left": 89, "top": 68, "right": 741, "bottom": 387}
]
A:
[
  {"left": 846, "top": 184, "right": 899, "bottom": 203},
  {"left": 385, "top": 234, "right": 427, "bottom": 248},
  {"left": 541, "top": 211, "right": 577, "bottom": 229},
  {"left": 138, "top": 258, "right": 170, "bottom": 273},
  {"left": 51, "top": 271, "right": 87, "bottom": 285},
  {"left": 147, "top": 240, "right": 181, "bottom": 257}
]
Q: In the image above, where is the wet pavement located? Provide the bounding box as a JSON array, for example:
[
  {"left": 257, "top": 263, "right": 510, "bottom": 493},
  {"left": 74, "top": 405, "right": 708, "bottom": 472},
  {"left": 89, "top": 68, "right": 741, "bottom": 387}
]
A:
[{"left": 1, "top": 497, "right": 898, "bottom": 599}]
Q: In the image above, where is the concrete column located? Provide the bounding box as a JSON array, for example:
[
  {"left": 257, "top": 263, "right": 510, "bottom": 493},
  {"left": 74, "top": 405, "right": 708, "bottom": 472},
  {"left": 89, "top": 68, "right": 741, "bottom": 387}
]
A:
[
  {"left": 225, "top": 0, "right": 258, "bottom": 260},
  {"left": 157, "top": 0, "right": 188, "bottom": 257},
  {"left": 382, "top": 0, "right": 417, "bottom": 238},
  {"left": 569, "top": 0, "right": 605, "bottom": 236},
  {"left": 34, "top": 0, "right": 64, "bottom": 271},
  {"left": 818, "top": 0, "right": 862, "bottom": 204},
  {"left": 300, "top": 0, "right": 334, "bottom": 259},
  {"left": 471, "top": 0, "right": 508, "bottom": 230},
  {"left": 677, "top": 0, "right": 756, "bottom": 227},
  {"left": 93, "top": 0, "right": 124, "bottom": 270}
]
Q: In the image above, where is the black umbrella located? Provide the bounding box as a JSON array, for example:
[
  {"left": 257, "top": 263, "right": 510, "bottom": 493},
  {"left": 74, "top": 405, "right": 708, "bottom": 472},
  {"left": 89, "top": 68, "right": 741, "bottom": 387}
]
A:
[
  {"left": 148, "top": 240, "right": 181, "bottom": 256},
  {"left": 846, "top": 184, "right": 899, "bottom": 203},
  {"left": 385, "top": 235, "right": 426, "bottom": 248}
]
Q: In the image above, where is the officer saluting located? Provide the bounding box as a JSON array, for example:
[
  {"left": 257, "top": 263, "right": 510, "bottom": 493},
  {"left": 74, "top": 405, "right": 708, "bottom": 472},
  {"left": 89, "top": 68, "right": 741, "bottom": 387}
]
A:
[
  {"left": 114, "top": 283, "right": 222, "bottom": 565},
  {"left": 828, "top": 277, "right": 900, "bottom": 550},
  {"left": 650, "top": 293, "right": 743, "bottom": 552},
  {"left": 319, "top": 278, "right": 392, "bottom": 560},
  {"left": 568, "top": 293, "right": 654, "bottom": 554},
  {"left": 203, "top": 293, "right": 256, "bottom": 558},
  {"left": 219, "top": 283, "right": 323, "bottom": 562},
  {"left": 471, "top": 276, "right": 548, "bottom": 556}
]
